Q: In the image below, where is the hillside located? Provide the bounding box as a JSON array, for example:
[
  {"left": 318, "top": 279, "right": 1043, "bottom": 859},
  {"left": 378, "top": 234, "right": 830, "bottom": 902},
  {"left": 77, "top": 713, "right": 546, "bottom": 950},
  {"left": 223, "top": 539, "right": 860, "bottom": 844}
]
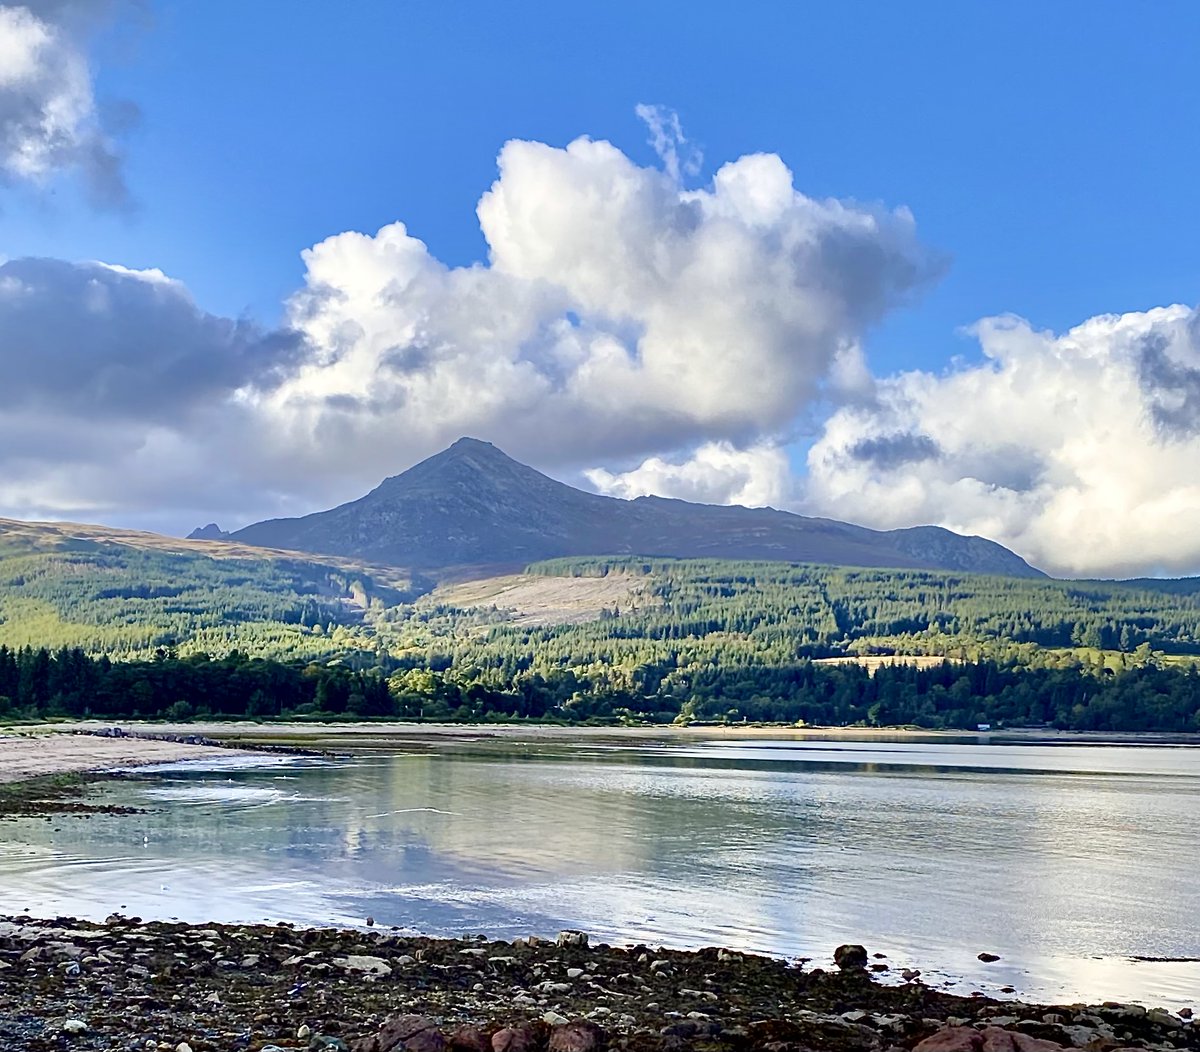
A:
[
  {"left": 6, "top": 511, "right": 1200, "bottom": 668},
  {"left": 6, "top": 551, "right": 1200, "bottom": 730},
  {"left": 398, "top": 556, "right": 1200, "bottom": 678},
  {"left": 226, "top": 438, "right": 1045, "bottom": 578},
  {"left": 4, "top": 514, "right": 1200, "bottom": 730},
  {"left": 0, "top": 518, "right": 422, "bottom": 660}
]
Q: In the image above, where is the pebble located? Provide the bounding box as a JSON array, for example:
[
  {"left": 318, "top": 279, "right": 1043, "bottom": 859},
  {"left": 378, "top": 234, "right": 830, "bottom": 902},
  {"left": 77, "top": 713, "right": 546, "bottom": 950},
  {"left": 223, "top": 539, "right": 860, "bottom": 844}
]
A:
[
  {"left": 4, "top": 914, "right": 1198, "bottom": 1052},
  {"left": 333, "top": 953, "right": 392, "bottom": 976}
]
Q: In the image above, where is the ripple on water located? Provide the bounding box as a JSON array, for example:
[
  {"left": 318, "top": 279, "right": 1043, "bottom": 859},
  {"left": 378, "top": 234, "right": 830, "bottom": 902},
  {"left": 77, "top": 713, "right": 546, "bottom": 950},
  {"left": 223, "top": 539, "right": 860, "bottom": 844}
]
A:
[{"left": 141, "top": 784, "right": 295, "bottom": 805}]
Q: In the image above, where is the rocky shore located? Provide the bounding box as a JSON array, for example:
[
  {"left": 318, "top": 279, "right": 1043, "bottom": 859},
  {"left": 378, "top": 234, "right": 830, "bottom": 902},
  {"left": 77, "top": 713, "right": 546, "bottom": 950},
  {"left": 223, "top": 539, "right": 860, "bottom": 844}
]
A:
[{"left": 0, "top": 916, "right": 1194, "bottom": 1052}]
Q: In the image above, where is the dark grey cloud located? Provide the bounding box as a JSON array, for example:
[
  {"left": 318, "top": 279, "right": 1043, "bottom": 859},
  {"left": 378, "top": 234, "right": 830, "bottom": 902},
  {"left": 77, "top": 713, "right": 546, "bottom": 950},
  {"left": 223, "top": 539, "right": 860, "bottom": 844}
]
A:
[
  {"left": 807, "top": 212, "right": 948, "bottom": 330},
  {"left": 957, "top": 446, "right": 1045, "bottom": 494},
  {"left": 0, "top": 258, "right": 304, "bottom": 421},
  {"left": 848, "top": 431, "right": 941, "bottom": 469},
  {"left": 1137, "top": 318, "right": 1200, "bottom": 439}
]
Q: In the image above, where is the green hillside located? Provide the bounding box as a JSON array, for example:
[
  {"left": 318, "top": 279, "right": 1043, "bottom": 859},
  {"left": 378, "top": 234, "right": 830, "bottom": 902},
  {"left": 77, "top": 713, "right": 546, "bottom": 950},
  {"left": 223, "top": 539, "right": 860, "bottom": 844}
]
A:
[
  {"left": 0, "top": 518, "right": 422, "bottom": 662},
  {"left": 5, "top": 525, "right": 1200, "bottom": 731},
  {"left": 370, "top": 558, "right": 1200, "bottom": 728},
  {"left": 7, "top": 522, "right": 1200, "bottom": 669}
]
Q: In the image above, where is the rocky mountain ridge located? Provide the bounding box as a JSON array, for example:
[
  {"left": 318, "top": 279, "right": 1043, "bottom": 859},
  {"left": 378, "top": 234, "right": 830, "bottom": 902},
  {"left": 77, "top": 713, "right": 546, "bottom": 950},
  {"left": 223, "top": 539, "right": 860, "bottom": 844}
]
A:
[{"left": 223, "top": 438, "right": 1045, "bottom": 578}]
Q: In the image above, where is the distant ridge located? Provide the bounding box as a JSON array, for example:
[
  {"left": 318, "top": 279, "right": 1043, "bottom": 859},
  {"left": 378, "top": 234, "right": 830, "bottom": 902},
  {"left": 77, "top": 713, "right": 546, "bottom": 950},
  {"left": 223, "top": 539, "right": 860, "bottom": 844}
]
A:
[
  {"left": 229, "top": 437, "right": 1046, "bottom": 578},
  {"left": 187, "top": 522, "right": 229, "bottom": 541}
]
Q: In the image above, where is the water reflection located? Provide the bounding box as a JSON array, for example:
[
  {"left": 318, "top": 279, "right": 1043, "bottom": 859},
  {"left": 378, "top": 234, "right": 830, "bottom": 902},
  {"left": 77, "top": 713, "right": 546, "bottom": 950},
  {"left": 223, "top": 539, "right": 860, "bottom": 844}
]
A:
[{"left": 0, "top": 733, "right": 1196, "bottom": 1009}]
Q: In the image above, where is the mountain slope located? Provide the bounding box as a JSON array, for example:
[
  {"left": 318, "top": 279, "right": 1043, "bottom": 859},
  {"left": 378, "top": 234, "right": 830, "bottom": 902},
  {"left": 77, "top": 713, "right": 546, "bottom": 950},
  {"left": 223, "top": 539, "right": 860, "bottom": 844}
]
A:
[
  {"left": 230, "top": 437, "right": 1045, "bottom": 578},
  {"left": 0, "top": 517, "right": 420, "bottom": 659}
]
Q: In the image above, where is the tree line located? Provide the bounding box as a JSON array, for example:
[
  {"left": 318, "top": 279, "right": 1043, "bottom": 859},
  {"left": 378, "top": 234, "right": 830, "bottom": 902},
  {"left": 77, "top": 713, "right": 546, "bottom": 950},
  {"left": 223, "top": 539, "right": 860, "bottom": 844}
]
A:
[{"left": 3, "top": 644, "right": 1198, "bottom": 732}]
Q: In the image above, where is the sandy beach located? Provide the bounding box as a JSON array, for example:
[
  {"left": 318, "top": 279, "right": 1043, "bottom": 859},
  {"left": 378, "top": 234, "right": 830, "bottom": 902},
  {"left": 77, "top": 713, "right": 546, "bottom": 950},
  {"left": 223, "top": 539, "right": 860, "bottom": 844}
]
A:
[{"left": 0, "top": 732, "right": 248, "bottom": 785}]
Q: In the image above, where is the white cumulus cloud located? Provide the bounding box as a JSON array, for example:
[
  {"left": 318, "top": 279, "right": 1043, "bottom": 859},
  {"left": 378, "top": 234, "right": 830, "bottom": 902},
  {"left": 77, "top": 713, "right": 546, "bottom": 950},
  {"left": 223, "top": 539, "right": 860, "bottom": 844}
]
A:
[
  {"left": 0, "top": 123, "right": 934, "bottom": 532},
  {"left": 806, "top": 305, "right": 1200, "bottom": 577},
  {"left": 0, "top": 0, "right": 128, "bottom": 204},
  {"left": 254, "top": 131, "right": 932, "bottom": 494},
  {"left": 587, "top": 441, "right": 794, "bottom": 509}
]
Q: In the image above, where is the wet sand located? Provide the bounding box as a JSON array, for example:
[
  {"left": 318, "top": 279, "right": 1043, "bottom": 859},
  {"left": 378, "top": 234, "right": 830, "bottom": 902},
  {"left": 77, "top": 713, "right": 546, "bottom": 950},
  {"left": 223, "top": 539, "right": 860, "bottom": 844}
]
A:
[{"left": 0, "top": 732, "right": 248, "bottom": 785}]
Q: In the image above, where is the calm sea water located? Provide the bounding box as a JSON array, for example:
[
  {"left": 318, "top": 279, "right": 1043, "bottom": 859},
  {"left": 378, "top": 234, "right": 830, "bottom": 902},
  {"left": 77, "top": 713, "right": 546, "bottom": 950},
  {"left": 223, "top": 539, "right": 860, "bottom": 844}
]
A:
[{"left": 1, "top": 731, "right": 1198, "bottom": 1009}]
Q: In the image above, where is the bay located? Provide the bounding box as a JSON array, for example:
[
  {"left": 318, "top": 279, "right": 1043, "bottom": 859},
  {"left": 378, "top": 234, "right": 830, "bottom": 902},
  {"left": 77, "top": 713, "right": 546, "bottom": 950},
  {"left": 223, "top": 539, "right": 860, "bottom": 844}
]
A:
[{"left": 1, "top": 729, "right": 1197, "bottom": 1009}]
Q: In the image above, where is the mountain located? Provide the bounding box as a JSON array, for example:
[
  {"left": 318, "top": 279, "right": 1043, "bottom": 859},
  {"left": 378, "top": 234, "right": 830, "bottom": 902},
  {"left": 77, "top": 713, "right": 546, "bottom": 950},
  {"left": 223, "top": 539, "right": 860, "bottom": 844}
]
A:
[
  {"left": 230, "top": 437, "right": 1045, "bottom": 578},
  {"left": 187, "top": 522, "right": 230, "bottom": 540}
]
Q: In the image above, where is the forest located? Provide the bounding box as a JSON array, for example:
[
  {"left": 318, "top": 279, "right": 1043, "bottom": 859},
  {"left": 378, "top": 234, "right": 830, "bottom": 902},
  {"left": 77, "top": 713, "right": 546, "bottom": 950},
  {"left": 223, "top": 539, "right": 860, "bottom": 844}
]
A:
[
  {"left": 0, "top": 525, "right": 412, "bottom": 661},
  {"left": 2, "top": 643, "right": 1197, "bottom": 732},
  {"left": 7, "top": 541, "right": 1200, "bottom": 732}
]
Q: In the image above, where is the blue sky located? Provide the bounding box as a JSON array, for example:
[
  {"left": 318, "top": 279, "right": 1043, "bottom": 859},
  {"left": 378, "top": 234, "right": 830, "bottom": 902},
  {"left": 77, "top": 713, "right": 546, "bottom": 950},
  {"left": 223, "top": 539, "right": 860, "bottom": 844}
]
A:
[
  {"left": 10, "top": 1, "right": 1197, "bottom": 362},
  {"left": 3, "top": 0, "right": 1200, "bottom": 575}
]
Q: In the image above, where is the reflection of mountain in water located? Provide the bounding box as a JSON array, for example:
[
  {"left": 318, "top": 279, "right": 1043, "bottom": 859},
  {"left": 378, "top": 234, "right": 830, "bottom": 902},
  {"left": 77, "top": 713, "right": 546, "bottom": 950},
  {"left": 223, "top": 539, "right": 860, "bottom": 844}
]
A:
[{"left": 0, "top": 737, "right": 1196, "bottom": 1007}]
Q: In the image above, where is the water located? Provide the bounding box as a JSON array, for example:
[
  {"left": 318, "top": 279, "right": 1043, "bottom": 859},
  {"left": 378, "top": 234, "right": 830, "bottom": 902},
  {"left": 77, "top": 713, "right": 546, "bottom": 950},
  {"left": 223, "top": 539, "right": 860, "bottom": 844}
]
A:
[{"left": 1, "top": 730, "right": 1198, "bottom": 1008}]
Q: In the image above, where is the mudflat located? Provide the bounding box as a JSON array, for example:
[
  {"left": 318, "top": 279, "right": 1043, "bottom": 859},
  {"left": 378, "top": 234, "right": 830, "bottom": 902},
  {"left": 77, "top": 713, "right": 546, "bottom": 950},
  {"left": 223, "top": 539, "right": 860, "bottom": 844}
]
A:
[{"left": 0, "top": 733, "right": 244, "bottom": 785}]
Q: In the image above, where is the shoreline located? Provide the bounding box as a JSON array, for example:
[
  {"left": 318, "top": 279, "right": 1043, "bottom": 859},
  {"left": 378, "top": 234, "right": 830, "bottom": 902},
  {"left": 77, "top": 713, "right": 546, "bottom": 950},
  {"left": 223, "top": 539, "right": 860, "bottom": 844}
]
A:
[
  {"left": 10, "top": 719, "right": 1200, "bottom": 748},
  {"left": 2, "top": 725, "right": 1196, "bottom": 1029},
  {"left": 0, "top": 730, "right": 257, "bottom": 787},
  {"left": 0, "top": 914, "right": 1195, "bottom": 1052}
]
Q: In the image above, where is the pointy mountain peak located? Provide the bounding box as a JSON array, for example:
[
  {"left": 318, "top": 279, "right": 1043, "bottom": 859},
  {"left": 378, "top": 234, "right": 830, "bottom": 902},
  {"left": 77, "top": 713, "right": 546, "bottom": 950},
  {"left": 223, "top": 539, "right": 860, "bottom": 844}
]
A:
[
  {"left": 433, "top": 436, "right": 532, "bottom": 475},
  {"left": 372, "top": 437, "right": 560, "bottom": 498},
  {"left": 448, "top": 436, "right": 499, "bottom": 453}
]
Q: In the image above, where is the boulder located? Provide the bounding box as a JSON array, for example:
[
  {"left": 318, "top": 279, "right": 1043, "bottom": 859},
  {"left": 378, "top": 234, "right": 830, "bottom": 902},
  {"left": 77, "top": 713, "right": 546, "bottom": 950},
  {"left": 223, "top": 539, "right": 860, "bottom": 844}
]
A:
[
  {"left": 557, "top": 931, "right": 589, "bottom": 949},
  {"left": 447, "top": 1026, "right": 490, "bottom": 1052},
  {"left": 834, "top": 944, "right": 870, "bottom": 970},
  {"left": 914, "top": 1027, "right": 983, "bottom": 1052},
  {"left": 979, "top": 1026, "right": 1065, "bottom": 1050},
  {"left": 917, "top": 1027, "right": 1067, "bottom": 1052},
  {"left": 352, "top": 1014, "right": 444, "bottom": 1052},
  {"left": 1147, "top": 1010, "right": 1180, "bottom": 1029},
  {"left": 492, "top": 1026, "right": 541, "bottom": 1052},
  {"left": 548, "top": 1021, "right": 606, "bottom": 1052}
]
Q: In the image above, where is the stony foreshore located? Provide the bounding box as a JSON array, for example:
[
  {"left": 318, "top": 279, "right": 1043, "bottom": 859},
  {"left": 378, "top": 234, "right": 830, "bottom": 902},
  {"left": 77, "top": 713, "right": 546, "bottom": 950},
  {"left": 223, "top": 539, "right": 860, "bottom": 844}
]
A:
[{"left": 0, "top": 916, "right": 1195, "bottom": 1052}]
